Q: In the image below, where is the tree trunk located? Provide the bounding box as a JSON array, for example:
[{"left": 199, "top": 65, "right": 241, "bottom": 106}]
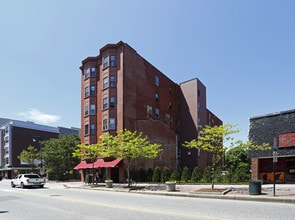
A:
[{"left": 127, "top": 161, "right": 131, "bottom": 188}]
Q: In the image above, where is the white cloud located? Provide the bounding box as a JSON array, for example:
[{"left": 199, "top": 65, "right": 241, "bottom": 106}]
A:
[{"left": 19, "top": 108, "right": 61, "bottom": 124}]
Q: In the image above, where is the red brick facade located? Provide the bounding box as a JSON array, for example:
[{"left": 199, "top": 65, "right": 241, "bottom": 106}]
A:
[{"left": 80, "top": 41, "right": 222, "bottom": 174}]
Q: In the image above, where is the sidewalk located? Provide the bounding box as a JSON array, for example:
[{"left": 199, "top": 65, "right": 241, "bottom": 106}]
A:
[{"left": 60, "top": 181, "right": 295, "bottom": 204}]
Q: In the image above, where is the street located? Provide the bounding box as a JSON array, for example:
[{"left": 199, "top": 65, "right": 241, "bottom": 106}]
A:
[{"left": 0, "top": 179, "right": 294, "bottom": 220}]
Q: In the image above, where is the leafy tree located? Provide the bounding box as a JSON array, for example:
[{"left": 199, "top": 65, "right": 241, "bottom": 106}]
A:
[
  {"left": 98, "top": 129, "right": 162, "bottom": 187},
  {"left": 181, "top": 166, "right": 190, "bottom": 183},
  {"left": 152, "top": 166, "right": 161, "bottom": 183},
  {"left": 18, "top": 145, "right": 40, "bottom": 172},
  {"left": 43, "top": 134, "right": 80, "bottom": 180},
  {"left": 225, "top": 141, "right": 270, "bottom": 182},
  {"left": 161, "top": 167, "right": 171, "bottom": 183},
  {"left": 183, "top": 124, "right": 239, "bottom": 189},
  {"left": 232, "top": 162, "right": 250, "bottom": 182}
]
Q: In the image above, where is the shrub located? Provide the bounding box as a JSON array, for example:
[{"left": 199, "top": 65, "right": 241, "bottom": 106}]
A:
[
  {"left": 152, "top": 166, "right": 161, "bottom": 183},
  {"left": 190, "top": 167, "right": 201, "bottom": 183},
  {"left": 138, "top": 168, "right": 146, "bottom": 182},
  {"left": 200, "top": 166, "right": 212, "bottom": 183},
  {"left": 181, "top": 166, "right": 190, "bottom": 183},
  {"left": 146, "top": 168, "right": 153, "bottom": 182},
  {"left": 161, "top": 167, "right": 171, "bottom": 183},
  {"left": 170, "top": 170, "right": 180, "bottom": 182}
]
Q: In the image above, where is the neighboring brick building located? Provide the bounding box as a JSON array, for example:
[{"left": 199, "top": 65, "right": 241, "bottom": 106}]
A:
[
  {"left": 249, "top": 109, "right": 295, "bottom": 183},
  {"left": 79, "top": 41, "right": 222, "bottom": 182},
  {"left": 0, "top": 119, "right": 80, "bottom": 178}
]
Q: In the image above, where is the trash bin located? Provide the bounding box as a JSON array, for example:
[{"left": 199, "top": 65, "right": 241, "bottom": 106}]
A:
[{"left": 249, "top": 180, "right": 262, "bottom": 195}]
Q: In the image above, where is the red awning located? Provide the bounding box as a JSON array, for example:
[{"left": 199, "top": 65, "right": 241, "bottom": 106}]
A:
[
  {"left": 73, "top": 161, "right": 93, "bottom": 170},
  {"left": 74, "top": 158, "right": 123, "bottom": 170}
]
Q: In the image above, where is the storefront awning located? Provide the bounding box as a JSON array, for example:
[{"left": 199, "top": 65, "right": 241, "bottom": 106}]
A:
[{"left": 74, "top": 158, "right": 123, "bottom": 170}]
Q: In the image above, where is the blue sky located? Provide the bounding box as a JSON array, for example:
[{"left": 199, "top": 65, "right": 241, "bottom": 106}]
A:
[{"left": 1, "top": 0, "right": 295, "bottom": 142}]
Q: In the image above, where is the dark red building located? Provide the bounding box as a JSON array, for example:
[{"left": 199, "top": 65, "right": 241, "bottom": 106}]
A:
[{"left": 79, "top": 41, "right": 222, "bottom": 182}]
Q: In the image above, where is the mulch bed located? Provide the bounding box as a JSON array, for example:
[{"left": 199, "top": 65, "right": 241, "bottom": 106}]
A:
[{"left": 195, "top": 188, "right": 225, "bottom": 193}]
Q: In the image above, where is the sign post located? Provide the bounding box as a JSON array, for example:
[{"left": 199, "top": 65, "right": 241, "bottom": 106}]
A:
[{"left": 273, "top": 138, "right": 278, "bottom": 197}]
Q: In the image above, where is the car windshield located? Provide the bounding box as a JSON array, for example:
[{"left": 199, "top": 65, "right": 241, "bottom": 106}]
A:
[{"left": 24, "top": 174, "right": 40, "bottom": 178}]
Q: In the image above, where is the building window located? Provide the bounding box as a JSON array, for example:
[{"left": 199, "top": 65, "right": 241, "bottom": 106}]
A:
[
  {"left": 155, "top": 108, "right": 160, "bottom": 119},
  {"left": 5, "top": 157, "right": 9, "bottom": 165},
  {"left": 198, "top": 89, "right": 200, "bottom": 97},
  {"left": 103, "top": 77, "right": 108, "bottom": 89},
  {"left": 169, "top": 101, "right": 172, "bottom": 109},
  {"left": 103, "top": 119, "right": 108, "bottom": 130},
  {"left": 90, "top": 124, "right": 95, "bottom": 134},
  {"left": 110, "top": 118, "right": 115, "bottom": 130},
  {"left": 103, "top": 97, "right": 108, "bottom": 109},
  {"left": 155, "top": 75, "right": 160, "bottom": 86},
  {"left": 169, "top": 86, "right": 172, "bottom": 95},
  {"left": 84, "top": 105, "right": 89, "bottom": 116},
  {"left": 85, "top": 68, "right": 90, "bottom": 79},
  {"left": 110, "top": 55, "right": 116, "bottom": 66},
  {"left": 85, "top": 86, "right": 89, "bottom": 97},
  {"left": 198, "top": 102, "right": 201, "bottom": 111},
  {"left": 155, "top": 93, "right": 159, "bottom": 102},
  {"left": 110, "top": 76, "right": 116, "bottom": 87},
  {"left": 5, "top": 125, "right": 9, "bottom": 133},
  {"left": 90, "top": 67, "right": 96, "bottom": 77},
  {"left": 90, "top": 104, "right": 95, "bottom": 115},
  {"left": 91, "top": 86, "right": 96, "bottom": 96},
  {"left": 5, "top": 136, "right": 9, "bottom": 143},
  {"left": 110, "top": 96, "right": 115, "bottom": 107},
  {"left": 103, "top": 56, "right": 109, "bottom": 68},
  {"left": 147, "top": 105, "right": 153, "bottom": 116},
  {"left": 85, "top": 124, "right": 89, "bottom": 135}
]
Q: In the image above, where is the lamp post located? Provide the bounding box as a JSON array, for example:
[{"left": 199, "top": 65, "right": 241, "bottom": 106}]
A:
[{"left": 33, "top": 136, "right": 44, "bottom": 176}]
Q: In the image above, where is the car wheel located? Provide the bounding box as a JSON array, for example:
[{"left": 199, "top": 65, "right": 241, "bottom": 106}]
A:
[
  {"left": 40, "top": 185, "right": 44, "bottom": 188},
  {"left": 21, "top": 182, "right": 25, "bottom": 189},
  {"left": 11, "top": 182, "right": 15, "bottom": 188}
]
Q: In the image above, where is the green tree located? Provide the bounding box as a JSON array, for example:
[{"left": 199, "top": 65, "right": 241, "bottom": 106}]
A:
[
  {"left": 18, "top": 145, "right": 40, "bottom": 172},
  {"left": 225, "top": 141, "right": 270, "bottom": 182},
  {"left": 99, "top": 129, "right": 162, "bottom": 187},
  {"left": 184, "top": 124, "right": 239, "bottom": 189},
  {"left": 43, "top": 134, "right": 80, "bottom": 180},
  {"left": 181, "top": 166, "right": 190, "bottom": 183}
]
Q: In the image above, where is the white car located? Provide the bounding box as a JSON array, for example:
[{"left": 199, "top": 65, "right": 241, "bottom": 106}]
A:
[{"left": 11, "top": 174, "right": 45, "bottom": 188}]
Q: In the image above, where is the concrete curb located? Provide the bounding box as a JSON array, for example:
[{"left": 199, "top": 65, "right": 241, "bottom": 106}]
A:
[{"left": 63, "top": 183, "right": 295, "bottom": 204}]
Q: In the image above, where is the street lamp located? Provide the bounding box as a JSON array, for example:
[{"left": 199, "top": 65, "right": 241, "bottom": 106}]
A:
[{"left": 33, "top": 136, "right": 44, "bottom": 176}]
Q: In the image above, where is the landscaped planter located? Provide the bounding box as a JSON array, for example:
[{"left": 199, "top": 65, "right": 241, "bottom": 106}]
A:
[
  {"left": 165, "top": 181, "right": 176, "bottom": 191},
  {"left": 105, "top": 180, "right": 113, "bottom": 188}
]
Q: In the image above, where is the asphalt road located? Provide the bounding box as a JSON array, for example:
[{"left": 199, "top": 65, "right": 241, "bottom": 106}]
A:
[{"left": 0, "top": 179, "right": 294, "bottom": 220}]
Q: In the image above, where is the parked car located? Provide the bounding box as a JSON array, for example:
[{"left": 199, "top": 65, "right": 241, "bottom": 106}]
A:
[{"left": 11, "top": 174, "right": 45, "bottom": 188}]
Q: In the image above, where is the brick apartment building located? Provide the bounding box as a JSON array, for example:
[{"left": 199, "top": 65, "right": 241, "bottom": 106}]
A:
[
  {"left": 79, "top": 41, "right": 222, "bottom": 182},
  {"left": 0, "top": 119, "right": 80, "bottom": 178},
  {"left": 249, "top": 109, "right": 295, "bottom": 183}
]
